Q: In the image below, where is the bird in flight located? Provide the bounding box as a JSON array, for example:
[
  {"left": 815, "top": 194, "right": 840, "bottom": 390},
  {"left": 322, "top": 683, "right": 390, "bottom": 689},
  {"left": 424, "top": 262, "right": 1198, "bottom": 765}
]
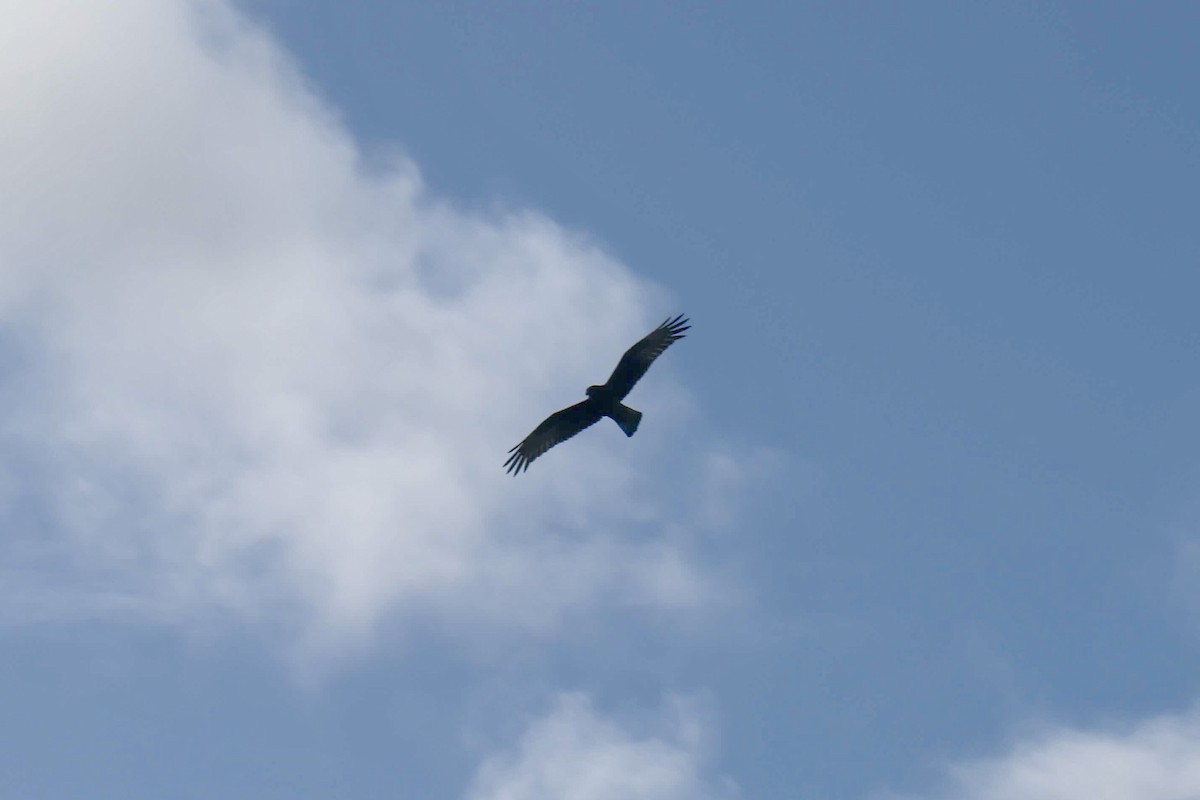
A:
[{"left": 505, "top": 314, "right": 690, "bottom": 475}]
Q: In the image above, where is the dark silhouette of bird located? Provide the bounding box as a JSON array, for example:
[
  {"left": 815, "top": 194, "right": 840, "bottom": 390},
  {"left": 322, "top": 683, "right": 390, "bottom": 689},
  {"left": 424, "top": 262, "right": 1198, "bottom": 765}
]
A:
[{"left": 505, "top": 314, "right": 690, "bottom": 475}]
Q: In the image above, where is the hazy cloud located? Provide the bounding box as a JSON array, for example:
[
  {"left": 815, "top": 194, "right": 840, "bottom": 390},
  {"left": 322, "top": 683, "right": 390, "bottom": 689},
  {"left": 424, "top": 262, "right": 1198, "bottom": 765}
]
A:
[
  {"left": 0, "top": 0, "right": 721, "bottom": 652},
  {"left": 466, "top": 693, "right": 738, "bottom": 800},
  {"left": 898, "top": 706, "right": 1200, "bottom": 800}
]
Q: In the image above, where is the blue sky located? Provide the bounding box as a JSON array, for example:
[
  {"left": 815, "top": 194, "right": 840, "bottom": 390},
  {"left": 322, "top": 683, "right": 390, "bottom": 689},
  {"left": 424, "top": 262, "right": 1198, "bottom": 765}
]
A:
[{"left": 2, "top": 2, "right": 1200, "bottom": 798}]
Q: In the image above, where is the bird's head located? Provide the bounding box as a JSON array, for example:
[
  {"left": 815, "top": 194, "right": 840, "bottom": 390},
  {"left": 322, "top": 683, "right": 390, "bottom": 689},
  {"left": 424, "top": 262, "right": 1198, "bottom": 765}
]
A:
[{"left": 585, "top": 385, "right": 603, "bottom": 398}]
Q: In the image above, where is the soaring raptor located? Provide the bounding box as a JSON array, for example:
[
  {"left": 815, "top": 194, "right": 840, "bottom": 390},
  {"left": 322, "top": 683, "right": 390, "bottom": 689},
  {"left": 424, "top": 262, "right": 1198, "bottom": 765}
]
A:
[{"left": 505, "top": 314, "right": 690, "bottom": 475}]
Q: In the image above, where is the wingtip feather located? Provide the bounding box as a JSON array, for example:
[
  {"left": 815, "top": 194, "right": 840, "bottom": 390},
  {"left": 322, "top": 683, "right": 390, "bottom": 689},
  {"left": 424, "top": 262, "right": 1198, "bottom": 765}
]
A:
[{"left": 659, "top": 313, "right": 689, "bottom": 333}]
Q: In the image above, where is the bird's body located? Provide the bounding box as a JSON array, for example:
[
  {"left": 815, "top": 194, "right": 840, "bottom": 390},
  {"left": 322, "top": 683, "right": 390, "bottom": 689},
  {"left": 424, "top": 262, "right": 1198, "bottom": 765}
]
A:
[{"left": 505, "top": 314, "right": 690, "bottom": 474}]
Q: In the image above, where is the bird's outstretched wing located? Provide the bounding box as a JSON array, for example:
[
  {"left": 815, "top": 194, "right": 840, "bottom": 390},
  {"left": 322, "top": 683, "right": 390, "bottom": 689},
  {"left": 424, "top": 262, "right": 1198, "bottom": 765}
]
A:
[
  {"left": 505, "top": 400, "right": 605, "bottom": 475},
  {"left": 601, "top": 314, "right": 690, "bottom": 400}
]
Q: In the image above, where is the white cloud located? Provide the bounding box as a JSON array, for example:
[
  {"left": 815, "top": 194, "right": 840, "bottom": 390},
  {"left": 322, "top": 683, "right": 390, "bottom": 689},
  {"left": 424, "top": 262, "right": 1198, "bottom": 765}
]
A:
[
  {"left": 897, "top": 706, "right": 1200, "bottom": 800},
  {"left": 0, "top": 0, "right": 717, "bottom": 651},
  {"left": 465, "top": 693, "right": 738, "bottom": 800}
]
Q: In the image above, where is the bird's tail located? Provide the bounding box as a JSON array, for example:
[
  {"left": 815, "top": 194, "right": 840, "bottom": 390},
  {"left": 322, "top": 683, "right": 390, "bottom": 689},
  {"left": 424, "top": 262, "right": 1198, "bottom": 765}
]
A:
[{"left": 609, "top": 403, "right": 642, "bottom": 437}]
